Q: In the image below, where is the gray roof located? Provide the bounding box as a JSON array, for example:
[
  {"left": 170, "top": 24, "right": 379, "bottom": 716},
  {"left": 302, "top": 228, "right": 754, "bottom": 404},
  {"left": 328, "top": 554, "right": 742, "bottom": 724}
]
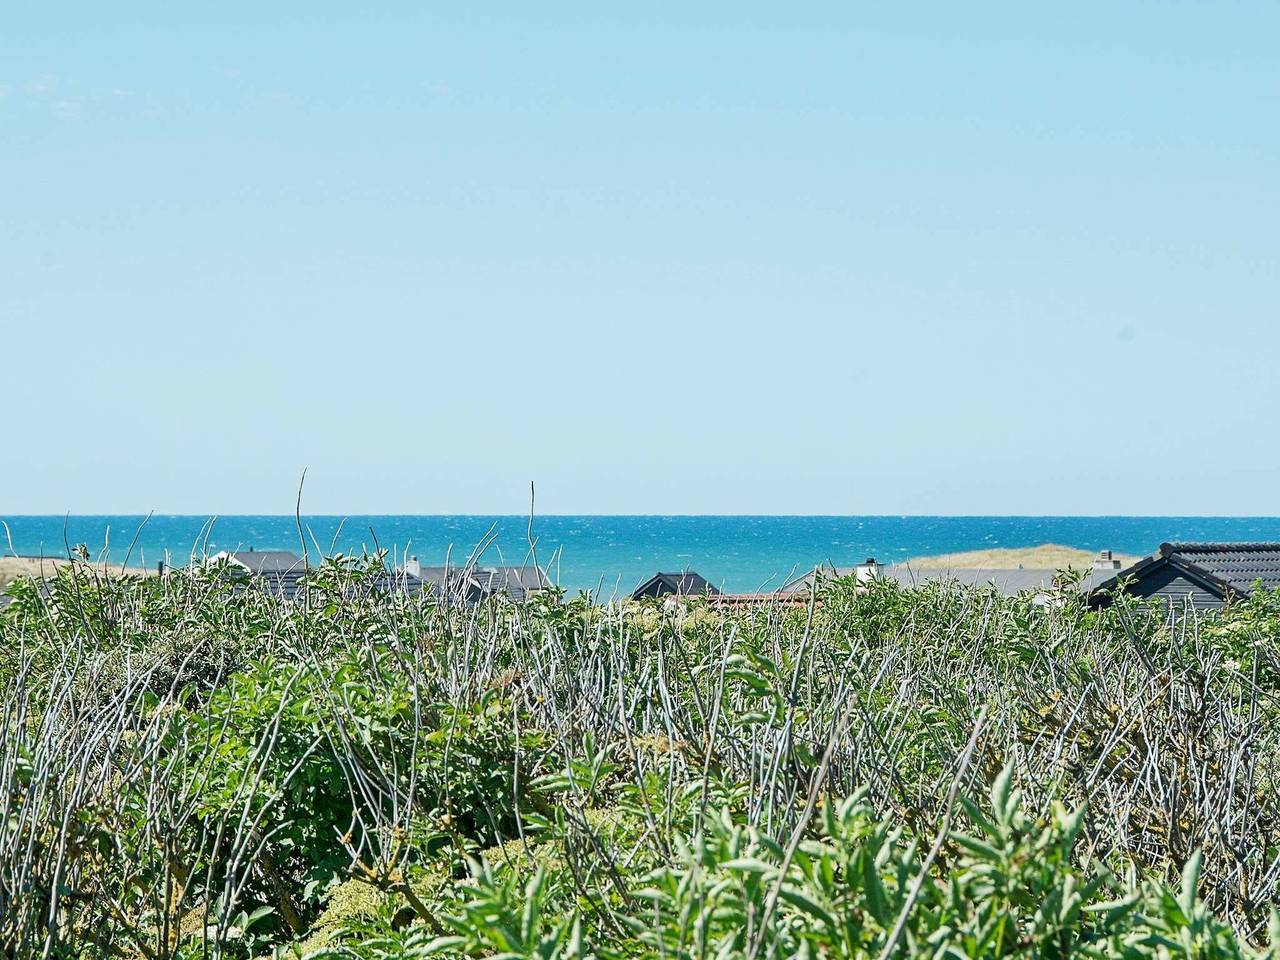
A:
[
  {"left": 253, "top": 569, "right": 308, "bottom": 601},
  {"left": 472, "top": 566, "right": 549, "bottom": 602},
  {"left": 632, "top": 571, "right": 721, "bottom": 600},
  {"left": 370, "top": 570, "right": 430, "bottom": 596},
  {"left": 414, "top": 566, "right": 473, "bottom": 595},
  {"left": 1088, "top": 542, "right": 1280, "bottom": 607},
  {"left": 226, "top": 550, "right": 305, "bottom": 574},
  {"left": 223, "top": 565, "right": 429, "bottom": 604},
  {"left": 415, "top": 565, "right": 549, "bottom": 603},
  {"left": 783, "top": 564, "right": 1114, "bottom": 597},
  {"left": 889, "top": 567, "right": 1062, "bottom": 593}
]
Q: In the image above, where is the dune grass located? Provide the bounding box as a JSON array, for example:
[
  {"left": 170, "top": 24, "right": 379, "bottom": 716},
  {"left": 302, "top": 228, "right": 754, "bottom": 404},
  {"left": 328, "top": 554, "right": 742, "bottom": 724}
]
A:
[
  {"left": 1, "top": 557, "right": 1277, "bottom": 957},
  {"left": 0, "top": 556, "right": 90, "bottom": 590},
  {"left": 0, "top": 555, "right": 151, "bottom": 590},
  {"left": 905, "top": 542, "right": 1139, "bottom": 570}
]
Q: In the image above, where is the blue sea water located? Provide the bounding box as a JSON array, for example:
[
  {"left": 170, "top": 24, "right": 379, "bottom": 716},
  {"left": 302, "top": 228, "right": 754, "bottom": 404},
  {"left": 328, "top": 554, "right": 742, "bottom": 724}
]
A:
[{"left": 3, "top": 515, "right": 1280, "bottom": 595}]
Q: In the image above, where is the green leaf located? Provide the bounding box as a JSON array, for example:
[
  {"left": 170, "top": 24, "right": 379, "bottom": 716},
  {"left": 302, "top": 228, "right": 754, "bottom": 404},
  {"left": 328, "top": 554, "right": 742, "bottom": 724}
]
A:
[
  {"left": 991, "top": 763, "right": 1014, "bottom": 823},
  {"left": 1083, "top": 895, "right": 1138, "bottom": 922},
  {"left": 722, "top": 857, "right": 776, "bottom": 875},
  {"left": 777, "top": 885, "right": 837, "bottom": 931},
  {"left": 1180, "top": 849, "right": 1203, "bottom": 913},
  {"left": 420, "top": 936, "right": 468, "bottom": 954},
  {"left": 862, "top": 854, "right": 891, "bottom": 926},
  {"left": 951, "top": 833, "right": 1003, "bottom": 863}
]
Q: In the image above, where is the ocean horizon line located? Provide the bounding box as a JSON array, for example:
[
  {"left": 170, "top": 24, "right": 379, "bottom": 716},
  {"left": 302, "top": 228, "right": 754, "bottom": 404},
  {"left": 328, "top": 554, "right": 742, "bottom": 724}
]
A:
[
  {"left": 7, "top": 514, "right": 1280, "bottom": 592},
  {"left": 6, "top": 513, "right": 1279, "bottom": 520}
]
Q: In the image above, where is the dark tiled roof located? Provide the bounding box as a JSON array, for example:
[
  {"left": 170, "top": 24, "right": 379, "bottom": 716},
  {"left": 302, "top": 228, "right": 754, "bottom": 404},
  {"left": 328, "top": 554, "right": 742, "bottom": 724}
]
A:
[
  {"left": 1161, "top": 542, "right": 1280, "bottom": 594},
  {"left": 1088, "top": 542, "right": 1280, "bottom": 607},
  {"left": 632, "top": 571, "right": 721, "bottom": 599}
]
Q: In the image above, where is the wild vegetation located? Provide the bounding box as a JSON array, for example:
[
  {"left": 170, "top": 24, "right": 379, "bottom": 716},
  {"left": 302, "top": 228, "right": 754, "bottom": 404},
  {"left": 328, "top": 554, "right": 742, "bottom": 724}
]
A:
[{"left": 2, "top": 556, "right": 1280, "bottom": 958}]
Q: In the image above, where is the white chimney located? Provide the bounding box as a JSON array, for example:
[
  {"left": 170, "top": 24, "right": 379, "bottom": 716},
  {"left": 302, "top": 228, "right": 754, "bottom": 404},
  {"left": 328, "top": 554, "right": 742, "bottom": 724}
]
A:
[
  {"left": 855, "top": 557, "right": 883, "bottom": 583},
  {"left": 1093, "top": 550, "right": 1122, "bottom": 571},
  {"left": 404, "top": 555, "right": 421, "bottom": 578}
]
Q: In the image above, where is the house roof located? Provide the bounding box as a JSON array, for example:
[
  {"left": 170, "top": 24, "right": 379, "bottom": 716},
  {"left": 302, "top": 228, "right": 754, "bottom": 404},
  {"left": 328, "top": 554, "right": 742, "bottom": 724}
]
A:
[
  {"left": 471, "top": 566, "right": 549, "bottom": 602},
  {"left": 1160, "top": 542, "right": 1280, "bottom": 593},
  {"left": 222, "top": 550, "right": 305, "bottom": 574},
  {"left": 226, "top": 565, "right": 429, "bottom": 603},
  {"left": 632, "top": 571, "right": 721, "bottom": 599},
  {"left": 896, "top": 567, "right": 1062, "bottom": 593},
  {"left": 254, "top": 569, "right": 309, "bottom": 601},
  {"left": 415, "top": 565, "right": 549, "bottom": 603},
  {"left": 1087, "top": 542, "right": 1280, "bottom": 605},
  {"left": 782, "top": 564, "right": 1115, "bottom": 597}
]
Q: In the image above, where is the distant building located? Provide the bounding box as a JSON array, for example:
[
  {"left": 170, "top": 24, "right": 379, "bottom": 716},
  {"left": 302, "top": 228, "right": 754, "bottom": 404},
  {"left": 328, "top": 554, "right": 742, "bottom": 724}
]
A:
[
  {"left": 208, "top": 549, "right": 306, "bottom": 575},
  {"left": 204, "top": 549, "right": 308, "bottom": 600},
  {"left": 1087, "top": 542, "right": 1280, "bottom": 610},
  {"left": 782, "top": 553, "right": 1120, "bottom": 602},
  {"left": 464, "top": 565, "right": 549, "bottom": 602},
  {"left": 200, "top": 551, "right": 437, "bottom": 603},
  {"left": 403, "top": 557, "right": 550, "bottom": 604},
  {"left": 631, "top": 571, "right": 721, "bottom": 600}
]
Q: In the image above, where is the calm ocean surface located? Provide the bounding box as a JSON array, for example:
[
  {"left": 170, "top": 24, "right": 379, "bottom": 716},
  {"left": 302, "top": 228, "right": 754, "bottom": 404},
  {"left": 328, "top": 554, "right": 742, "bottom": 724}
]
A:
[{"left": 3, "top": 516, "right": 1279, "bottom": 595}]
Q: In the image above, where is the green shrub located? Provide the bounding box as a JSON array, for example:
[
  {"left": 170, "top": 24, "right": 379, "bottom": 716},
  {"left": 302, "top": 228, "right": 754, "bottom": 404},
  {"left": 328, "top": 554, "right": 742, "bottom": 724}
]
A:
[{"left": 2, "top": 561, "right": 1279, "bottom": 958}]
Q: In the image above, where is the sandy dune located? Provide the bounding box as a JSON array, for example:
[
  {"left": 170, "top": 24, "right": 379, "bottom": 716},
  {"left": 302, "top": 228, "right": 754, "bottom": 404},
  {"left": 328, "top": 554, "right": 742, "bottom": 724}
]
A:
[{"left": 905, "top": 543, "right": 1137, "bottom": 570}]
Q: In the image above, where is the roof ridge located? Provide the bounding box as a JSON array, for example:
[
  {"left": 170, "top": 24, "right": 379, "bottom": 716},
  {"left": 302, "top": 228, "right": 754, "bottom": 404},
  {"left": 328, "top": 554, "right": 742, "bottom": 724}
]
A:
[{"left": 1165, "top": 541, "right": 1280, "bottom": 551}]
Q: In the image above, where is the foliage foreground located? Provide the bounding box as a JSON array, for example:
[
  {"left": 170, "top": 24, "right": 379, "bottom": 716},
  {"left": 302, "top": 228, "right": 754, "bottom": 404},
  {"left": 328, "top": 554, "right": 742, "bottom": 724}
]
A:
[{"left": 3, "top": 558, "right": 1280, "bottom": 959}]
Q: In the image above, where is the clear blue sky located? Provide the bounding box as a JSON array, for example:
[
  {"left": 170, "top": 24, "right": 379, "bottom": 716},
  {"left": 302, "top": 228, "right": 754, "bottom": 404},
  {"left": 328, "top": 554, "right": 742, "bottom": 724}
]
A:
[{"left": 3, "top": 3, "right": 1277, "bottom": 515}]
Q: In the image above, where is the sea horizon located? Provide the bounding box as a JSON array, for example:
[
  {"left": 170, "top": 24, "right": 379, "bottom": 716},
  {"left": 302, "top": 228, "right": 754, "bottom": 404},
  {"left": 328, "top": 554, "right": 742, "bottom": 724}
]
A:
[{"left": 5, "top": 514, "right": 1280, "bottom": 594}]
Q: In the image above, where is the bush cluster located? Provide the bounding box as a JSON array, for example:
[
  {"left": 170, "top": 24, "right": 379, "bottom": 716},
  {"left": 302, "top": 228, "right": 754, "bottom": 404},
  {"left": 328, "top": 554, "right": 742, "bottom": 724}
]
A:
[{"left": 2, "top": 558, "right": 1279, "bottom": 958}]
